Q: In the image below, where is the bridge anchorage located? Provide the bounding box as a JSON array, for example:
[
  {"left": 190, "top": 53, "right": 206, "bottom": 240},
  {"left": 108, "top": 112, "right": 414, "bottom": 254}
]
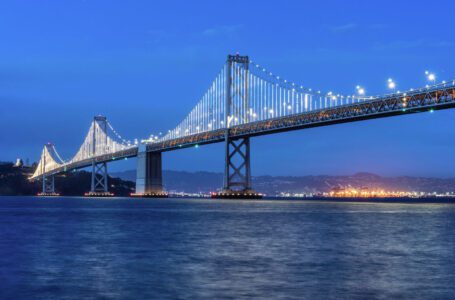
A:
[{"left": 131, "top": 146, "right": 168, "bottom": 198}]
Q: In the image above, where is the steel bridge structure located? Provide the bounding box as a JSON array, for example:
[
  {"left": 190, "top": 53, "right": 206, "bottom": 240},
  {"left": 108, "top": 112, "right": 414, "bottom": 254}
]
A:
[{"left": 30, "top": 54, "right": 455, "bottom": 198}]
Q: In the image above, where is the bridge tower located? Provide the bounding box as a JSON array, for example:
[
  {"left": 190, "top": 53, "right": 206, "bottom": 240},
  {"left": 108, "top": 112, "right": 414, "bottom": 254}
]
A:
[
  {"left": 37, "top": 144, "right": 58, "bottom": 196},
  {"left": 213, "top": 54, "right": 261, "bottom": 199},
  {"left": 86, "top": 116, "right": 113, "bottom": 196}
]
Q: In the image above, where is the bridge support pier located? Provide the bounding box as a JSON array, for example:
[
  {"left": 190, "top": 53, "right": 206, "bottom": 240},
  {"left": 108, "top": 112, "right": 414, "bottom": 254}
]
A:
[
  {"left": 85, "top": 161, "right": 113, "bottom": 197},
  {"left": 212, "top": 136, "right": 262, "bottom": 199},
  {"left": 133, "top": 148, "right": 167, "bottom": 197},
  {"left": 38, "top": 174, "right": 59, "bottom": 196}
]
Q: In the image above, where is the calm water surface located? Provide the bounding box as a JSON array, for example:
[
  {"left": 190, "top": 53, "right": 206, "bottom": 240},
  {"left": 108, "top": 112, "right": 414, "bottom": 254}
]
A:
[{"left": 0, "top": 196, "right": 454, "bottom": 299}]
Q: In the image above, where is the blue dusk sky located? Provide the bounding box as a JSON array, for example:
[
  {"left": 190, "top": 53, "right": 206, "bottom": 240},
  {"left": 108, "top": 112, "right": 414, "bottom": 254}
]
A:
[{"left": 1, "top": 0, "right": 455, "bottom": 177}]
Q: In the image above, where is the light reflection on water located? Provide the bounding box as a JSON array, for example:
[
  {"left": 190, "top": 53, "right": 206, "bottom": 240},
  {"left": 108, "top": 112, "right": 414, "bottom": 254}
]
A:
[{"left": 0, "top": 196, "right": 454, "bottom": 299}]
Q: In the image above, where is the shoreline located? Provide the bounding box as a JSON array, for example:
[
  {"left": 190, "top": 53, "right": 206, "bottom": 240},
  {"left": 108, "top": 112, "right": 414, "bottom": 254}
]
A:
[
  {"left": 266, "top": 196, "right": 455, "bottom": 204},
  {"left": 2, "top": 195, "right": 455, "bottom": 204}
]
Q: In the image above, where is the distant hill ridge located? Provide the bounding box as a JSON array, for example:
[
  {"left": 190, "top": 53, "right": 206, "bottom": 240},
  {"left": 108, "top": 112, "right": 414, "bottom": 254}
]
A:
[
  {"left": 2, "top": 161, "right": 455, "bottom": 196},
  {"left": 111, "top": 170, "right": 455, "bottom": 194}
]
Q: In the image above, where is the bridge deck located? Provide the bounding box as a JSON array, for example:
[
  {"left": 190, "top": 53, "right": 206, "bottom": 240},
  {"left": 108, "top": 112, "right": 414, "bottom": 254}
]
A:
[{"left": 31, "top": 147, "right": 138, "bottom": 179}]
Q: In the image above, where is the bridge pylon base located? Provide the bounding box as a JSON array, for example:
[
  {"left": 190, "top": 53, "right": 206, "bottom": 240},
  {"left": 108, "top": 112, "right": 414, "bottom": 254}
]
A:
[
  {"left": 211, "top": 189, "right": 263, "bottom": 199},
  {"left": 84, "top": 191, "right": 115, "bottom": 197},
  {"left": 130, "top": 192, "right": 169, "bottom": 198},
  {"left": 38, "top": 174, "right": 59, "bottom": 196},
  {"left": 37, "top": 192, "right": 60, "bottom": 197},
  {"left": 86, "top": 161, "right": 111, "bottom": 196},
  {"left": 215, "top": 136, "right": 262, "bottom": 199}
]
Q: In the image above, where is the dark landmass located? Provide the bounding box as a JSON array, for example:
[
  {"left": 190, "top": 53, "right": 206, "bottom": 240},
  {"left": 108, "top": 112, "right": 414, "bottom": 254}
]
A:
[
  {"left": 3, "top": 161, "right": 455, "bottom": 196},
  {"left": 0, "top": 162, "right": 134, "bottom": 196}
]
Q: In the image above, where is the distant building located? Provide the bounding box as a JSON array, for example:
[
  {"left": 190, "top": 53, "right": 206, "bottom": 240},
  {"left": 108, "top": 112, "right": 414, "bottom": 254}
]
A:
[{"left": 13, "top": 158, "right": 23, "bottom": 168}]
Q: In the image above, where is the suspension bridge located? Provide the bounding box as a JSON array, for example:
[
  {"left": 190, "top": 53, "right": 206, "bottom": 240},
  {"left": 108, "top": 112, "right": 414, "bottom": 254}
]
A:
[{"left": 30, "top": 54, "right": 455, "bottom": 198}]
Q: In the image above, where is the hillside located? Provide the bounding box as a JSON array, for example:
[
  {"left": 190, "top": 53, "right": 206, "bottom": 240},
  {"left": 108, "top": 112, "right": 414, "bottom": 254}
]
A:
[
  {"left": 3, "top": 161, "right": 455, "bottom": 196},
  {"left": 0, "top": 162, "right": 134, "bottom": 196},
  {"left": 113, "top": 170, "right": 455, "bottom": 195}
]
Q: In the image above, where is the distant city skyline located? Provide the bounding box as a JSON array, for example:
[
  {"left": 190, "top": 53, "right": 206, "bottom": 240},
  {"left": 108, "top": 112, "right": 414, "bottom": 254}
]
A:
[{"left": 1, "top": 0, "right": 455, "bottom": 177}]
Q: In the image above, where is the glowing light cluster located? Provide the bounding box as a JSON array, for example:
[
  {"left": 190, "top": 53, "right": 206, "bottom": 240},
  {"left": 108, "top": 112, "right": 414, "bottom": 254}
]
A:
[{"left": 31, "top": 118, "right": 135, "bottom": 179}]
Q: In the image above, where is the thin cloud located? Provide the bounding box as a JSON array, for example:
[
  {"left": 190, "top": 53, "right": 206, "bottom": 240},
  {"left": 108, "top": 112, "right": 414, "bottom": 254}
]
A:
[
  {"left": 146, "top": 29, "right": 173, "bottom": 43},
  {"left": 328, "top": 23, "right": 389, "bottom": 33},
  {"left": 374, "top": 39, "right": 454, "bottom": 50},
  {"left": 328, "top": 23, "right": 357, "bottom": 33},
  {"left": 202, "top": 24, "right": 243, "bottom": 36},
  {"left": 369, "top": 23, "right": 389, "bottom": 29}
]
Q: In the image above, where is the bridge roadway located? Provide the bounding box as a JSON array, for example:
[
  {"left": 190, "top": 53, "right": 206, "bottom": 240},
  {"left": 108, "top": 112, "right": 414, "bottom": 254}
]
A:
[
  {"left": 42, "top": 147, "right": 139, "bottom": 177},
  {"left": 147, "top": 83, "right": 455, "bottom": 152}
]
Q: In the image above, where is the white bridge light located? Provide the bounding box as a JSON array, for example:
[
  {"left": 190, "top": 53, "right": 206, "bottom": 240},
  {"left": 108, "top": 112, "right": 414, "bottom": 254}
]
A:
[
  {"left": 426, "top": 71, "right": 436, "bottom": 84},
  {"left": 388, "top": 78, "right": 396, "bottom": 90},
  {"left": 356, "top": 85, "right": 365, "bottom": 96}
]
